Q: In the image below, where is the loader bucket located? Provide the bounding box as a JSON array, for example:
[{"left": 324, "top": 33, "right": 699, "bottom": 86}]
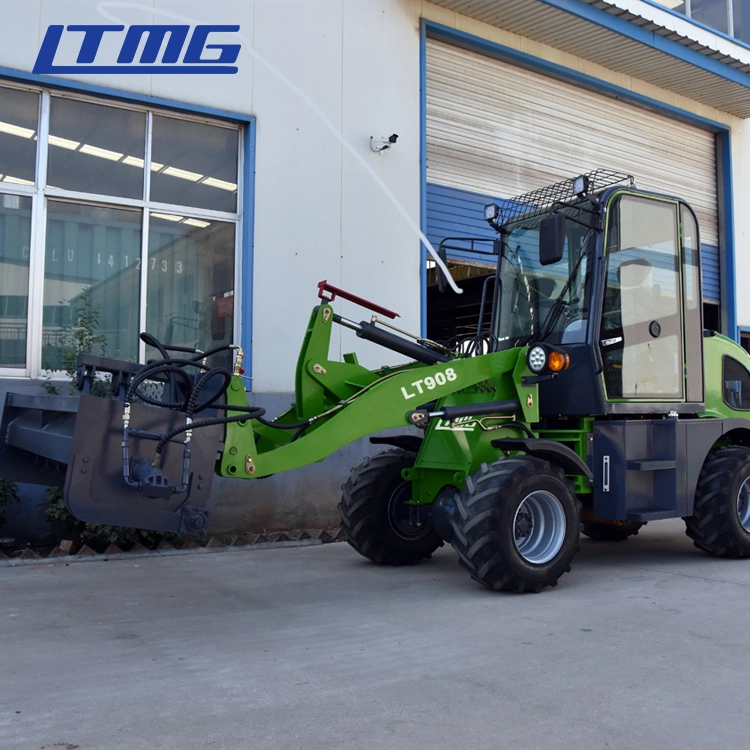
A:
[{"left": 64, "top": 394, "right": 224, "bottom": 534}]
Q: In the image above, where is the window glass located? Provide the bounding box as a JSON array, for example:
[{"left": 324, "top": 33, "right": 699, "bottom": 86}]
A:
[
  {"left": 493, "top": 209, "right": 594, "bottom": 349},
  {"left": 691, "top": 0, "right": 730, "bottom": 33},
  {"left": 681, "top": 206, "right": 699, "bottom": 312},
  {"left": 0, "top": 87, "right": 39, "bottom": 186},
  {"left": 724, "top": 356, "right": 750, "bottom": 410},
  {"left": 681, "top": 205, "right": 703, "bottom": 403},
  {"left": 147, "top": 214, "right": 235, "bottom": 368},
  {"left": 601, "top": 196, "right": 683, "bottom": 399},
  {"left": 1, "top": 85, "right": 241, "bottom": 376},
  {"left": 43, "top": 201, "right": 141, "bottom": 370},
  {"left": 0, "top": 194, "right": 32, "bottom": 367},
  {"left": 47, "top": 97, "right": 146, "bottom": 199},
  {"left": 150, "top": 116, "right": 238, "bottom": 213},
  {"left": 735, "top": 0, "right": 750, "bottom": 43}
]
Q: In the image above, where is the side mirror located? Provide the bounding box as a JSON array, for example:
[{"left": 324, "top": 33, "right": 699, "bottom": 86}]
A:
[{"left": 539, "top": 213, "right": 566, "bottom": 266}]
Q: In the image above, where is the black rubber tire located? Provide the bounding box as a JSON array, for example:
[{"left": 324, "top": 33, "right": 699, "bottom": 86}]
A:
[
  {"left": 339, "top": 450, "right": 442, "bottom": 565},
  {"left": 684, "top": 445, "right": 750, "bottom": 558},
  {"left": 449, "top": 456, "right": 582, "bottom": 593},
  {"left": 582, "top": 521, "right": 644, "bottom": 542}
]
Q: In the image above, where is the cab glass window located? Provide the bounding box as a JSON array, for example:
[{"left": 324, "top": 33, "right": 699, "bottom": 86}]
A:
[
  {"left": 723, "top": 356, "right": 750, "bottom": 410},
  {"left": 601, "top": 195, "right": 683, "bottom": 400}
]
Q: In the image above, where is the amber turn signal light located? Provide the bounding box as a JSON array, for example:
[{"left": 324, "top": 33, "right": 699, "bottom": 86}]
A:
[{"left": 547, "top": 350, "right": 570, "bottom": 372}]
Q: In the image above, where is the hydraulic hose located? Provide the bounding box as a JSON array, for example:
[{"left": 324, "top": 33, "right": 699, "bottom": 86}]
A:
[{"left": 122, "top": 334, "right": 266, "bottom": 494}]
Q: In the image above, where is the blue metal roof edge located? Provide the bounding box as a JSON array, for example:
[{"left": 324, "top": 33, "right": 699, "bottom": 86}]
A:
[{"left": 538, "top": 0, "right": 750, "bottom": 89}]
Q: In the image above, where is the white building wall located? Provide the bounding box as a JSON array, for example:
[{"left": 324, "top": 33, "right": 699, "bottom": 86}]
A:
[{"left": 248, "top": 0, "right": 423, "bottom": 389}]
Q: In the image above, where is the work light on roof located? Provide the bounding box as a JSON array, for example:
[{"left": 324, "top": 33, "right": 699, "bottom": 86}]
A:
[
  {"left": 484, "top": 203, "right": 500, "bottom": 222},
  {"left": 573, "top": 174, "right": 590, "bottom": 197}
]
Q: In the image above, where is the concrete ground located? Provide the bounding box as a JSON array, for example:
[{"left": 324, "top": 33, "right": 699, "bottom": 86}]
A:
[{"left": 2, "top": 519, "right": 750, "bottom": 750}]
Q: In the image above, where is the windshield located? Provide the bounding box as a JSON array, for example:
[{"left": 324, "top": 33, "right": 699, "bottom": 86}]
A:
[{"left": 493, "top": 207, "right": 597, "bottom": 350}]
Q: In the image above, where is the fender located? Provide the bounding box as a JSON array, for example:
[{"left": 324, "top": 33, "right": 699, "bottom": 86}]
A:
[
  {"left": 370, "top": 435, "right": 423, "bottom": 453},
  {"left": 491, "top": 437, "right": 593, "bottom": 481}
]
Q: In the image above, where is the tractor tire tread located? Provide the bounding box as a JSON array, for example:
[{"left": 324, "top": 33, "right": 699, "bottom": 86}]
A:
[
  {"left": 684, "top": 445, "right": 750, "bottom": 559},
  {"left": 450, "top": 456, "right": 581, "bottom": 593},
  {"left": 339, "top": 449, "right": 441, "bottom": 566}
]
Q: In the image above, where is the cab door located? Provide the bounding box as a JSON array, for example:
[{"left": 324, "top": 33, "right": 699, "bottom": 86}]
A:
[{"left": 599, "top": 194, "right": 684, "bottom": 401}]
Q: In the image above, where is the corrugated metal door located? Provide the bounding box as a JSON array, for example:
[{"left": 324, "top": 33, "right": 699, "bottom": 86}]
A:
[{"left": 425, "top": 39, "right": 720, "bottom": 303}]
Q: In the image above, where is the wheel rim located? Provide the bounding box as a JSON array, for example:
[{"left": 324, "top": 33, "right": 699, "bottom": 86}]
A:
[
  {"left": 737, "top": 477, "right": 750, "bottom": 532},
  {"left": 513, "top": 490, "right": 567, "bottom": 564},
  {"left": 388, "top": 482, "right": 431, "bottom": 541}
]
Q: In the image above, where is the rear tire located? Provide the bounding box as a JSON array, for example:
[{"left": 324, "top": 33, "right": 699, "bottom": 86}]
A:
[
  {"left": 450, "top": 457, "right": 582, "bottom": 593},
  {"left": 582, "top": 521, "right": 644, "bottom": 542},
  {"left": 339, "top": 450, "right": 442, "bottom": 565},
  {"left": 685, "top": 446, "right": 750, "bottom": 558}
]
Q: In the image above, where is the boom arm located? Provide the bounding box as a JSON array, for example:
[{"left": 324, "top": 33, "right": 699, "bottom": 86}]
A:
[{"left": 220, "top": 302, "right": 537, "bottom": 478}]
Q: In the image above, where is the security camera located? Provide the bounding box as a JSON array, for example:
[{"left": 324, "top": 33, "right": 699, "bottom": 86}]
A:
[{"left": 370, "top": 134, "right": 399, "bottom": 154}]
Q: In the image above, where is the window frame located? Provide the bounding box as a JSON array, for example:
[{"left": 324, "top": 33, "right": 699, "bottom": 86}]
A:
[{"left": 0, "top": 81, "right": 247, "bottom": 378}]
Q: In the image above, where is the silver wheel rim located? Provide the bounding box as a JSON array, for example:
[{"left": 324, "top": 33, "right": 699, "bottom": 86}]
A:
[
  {"left": 738, "top": 477, "right": 750, "bottom": 532},
  {"left": 387, "top": 482, "right": 431, "bottom": 541},
  {"left": 513, "top": 490, "right": 567, "bottom": 564}
]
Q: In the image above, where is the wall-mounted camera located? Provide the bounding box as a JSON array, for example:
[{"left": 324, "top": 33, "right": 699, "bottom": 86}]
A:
[{"left": 370, "top": 133, "right": 399, "bottom": 154}]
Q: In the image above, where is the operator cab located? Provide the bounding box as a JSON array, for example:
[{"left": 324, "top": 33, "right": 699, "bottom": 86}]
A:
[{"left": 482, "top": 170, "right": 705, "bottom": 416}]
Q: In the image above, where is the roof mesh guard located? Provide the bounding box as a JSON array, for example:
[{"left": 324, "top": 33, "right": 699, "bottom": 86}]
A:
[{"left": 499, "top": 169, "right": 634, "bottom": 224}]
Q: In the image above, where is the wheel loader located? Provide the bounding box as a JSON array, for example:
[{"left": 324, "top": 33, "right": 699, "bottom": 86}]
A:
[{"left": 4, "top": 168, "right": 750, "bottom": 592}]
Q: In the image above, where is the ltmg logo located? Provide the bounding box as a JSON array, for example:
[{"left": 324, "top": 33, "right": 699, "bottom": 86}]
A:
[{"left": 33, "top": 24, "right": 241, "bottom": 74}]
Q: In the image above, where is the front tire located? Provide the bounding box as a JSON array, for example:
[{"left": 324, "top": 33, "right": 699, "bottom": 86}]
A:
[
  {"left": 339, "top": 450, "right": 442, "bottom": 565},
  {"left": 685, "top": 446, "right": 750, "bottom": 558},
  {"left": 450, "top": 457, "right": 582, "bottom": 593}
]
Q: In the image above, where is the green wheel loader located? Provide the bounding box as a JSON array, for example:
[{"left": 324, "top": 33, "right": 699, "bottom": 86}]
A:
[{"left": 4, "top": 169, "right": 750, "bottom": 592}]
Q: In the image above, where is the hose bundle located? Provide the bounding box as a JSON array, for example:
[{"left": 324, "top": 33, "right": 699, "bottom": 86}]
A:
[{"left": 122, "top": 334, "right": 266, "bottom": 493}]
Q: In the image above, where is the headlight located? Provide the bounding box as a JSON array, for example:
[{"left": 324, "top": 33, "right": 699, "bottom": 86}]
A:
[
  {"left": 526, "top": 344, "right": 570, "bottom": 374},
  {"left": 527, "top": 345, "right": 547, "bottom": 373}
]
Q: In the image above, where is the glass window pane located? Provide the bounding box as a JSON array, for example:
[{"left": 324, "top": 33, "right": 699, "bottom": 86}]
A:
[
  {"left": 150, "top": 116, "right": 238, "bottom": 213},
  {"left": 147, "top": 214, "right": 235, "bottom": 369},
  {"left": 0, "top": 194, "right": 32, "bottom": 367},
  {"left": 0, "top": 87, "right": 39, "bottom": 187},
  {"left": 601, "top": 196, "right": 683, "bottom": 400},
  {"left": 43, "top": 201, "right": 141, "bottom": 370},
  {"left": 681, "top": 206, "right": 703, "bottom": 403},
  {"left": 735, "top": 0, "right": 750, "bottom": 43},
  {"left": 724, "top": 356, "right": 750, "bottom": 410},
  {"left": 47, "top": 97, "right": 146, "bottom": 199},
  {"left": 691, "top": 0, "right": 730, "bottom": 33}
]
